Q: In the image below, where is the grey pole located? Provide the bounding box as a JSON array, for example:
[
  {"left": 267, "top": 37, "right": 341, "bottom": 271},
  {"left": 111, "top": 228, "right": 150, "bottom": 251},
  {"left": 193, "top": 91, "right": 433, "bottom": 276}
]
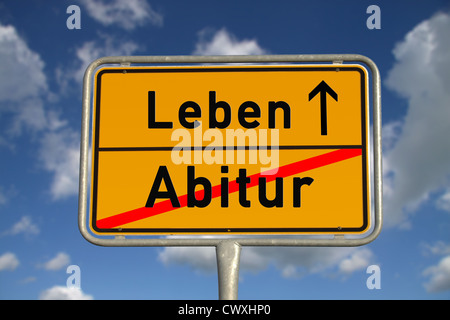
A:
[{"left": 216, "top": 240, "right": 242, "bottom": 300}]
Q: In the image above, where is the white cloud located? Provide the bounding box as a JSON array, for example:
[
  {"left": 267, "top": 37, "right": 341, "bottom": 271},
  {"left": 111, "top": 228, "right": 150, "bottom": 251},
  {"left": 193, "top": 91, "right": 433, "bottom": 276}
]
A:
[
  {"left": 9, "top": 216, "right": 40, "bottom": 236},
  {"left": 241, "top": 247, "right": 373, "bottom": 278},
  {"left": 80, "top": 0, "right": 163, "bottom": 30},
  {"left": 0, "top": 21, "right": 96, "bottom": 204},
  {"left": 383, "top": 12, "right": 450, "bottom": 228},
  {"left": 421, "top": 241, "right": 450, "bottom": 293},
  {"left": 0, "top": 252, "right": 19, "bottom": 271},
  {"left": 43, "top": 252, "right": 70, "bottom": 271},
  {"left": 423, "top": 255, "right": 450, "bottom": 293},
  {"left": 0, "top": 24, "right": 47, "bottom": 102},
  {"left": 193, "top": 28, "right": 267, "bottom": 56},
  {"left": 39, "top": 128, "right": 80, "bottom": 200},
  {"left": 8, "top": 98, "right": 48, "bottom": 135},
  {"left": 436, "top": 188, "right": 450, "bottom": 212},
  {"left": 158, "top": 244, "right": 374, "bottom": 278},
  {"left": 381, "top": 121, "right": 402, "bottom": 153},
  {"left": 39, "top": 285, "right": 93, "bottom": 300},
  {"left": 20, "top": 276, "right": 37, "bottom": 284},
  {"left": 421, "top": 241, "right": 450, "bottom": 256},
  {"left": 158, "top": 246, "right": 216, "bottom": 273},
  {"left": 0, "top": 22, "right": 80, "bottom": 201},
  {"left": 0, "top": 24, "right": 48, "bottom": 136},
  {"left": 72, "top": 34, "right": 140, "bottom": 84},
  {"left": 338, "top": 248, "right": 373, "bottom": 274}
]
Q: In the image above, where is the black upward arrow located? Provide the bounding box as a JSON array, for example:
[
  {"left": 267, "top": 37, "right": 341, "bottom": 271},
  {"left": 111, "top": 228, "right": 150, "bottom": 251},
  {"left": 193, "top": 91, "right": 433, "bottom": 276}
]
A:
[{"left": 308, "top": 80, "right": 338, "bottom": 135}]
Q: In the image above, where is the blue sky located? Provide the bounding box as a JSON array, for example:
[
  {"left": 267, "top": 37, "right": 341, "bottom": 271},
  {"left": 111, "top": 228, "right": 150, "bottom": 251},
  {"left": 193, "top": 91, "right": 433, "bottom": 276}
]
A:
[{"left": 1, "top": 0, "right": 450, "bottom": 300}]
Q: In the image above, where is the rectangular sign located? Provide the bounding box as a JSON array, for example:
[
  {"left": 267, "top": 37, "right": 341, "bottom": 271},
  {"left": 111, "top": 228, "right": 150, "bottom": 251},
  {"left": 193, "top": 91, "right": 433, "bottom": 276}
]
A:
[{"left": 89, "top": 64, "right": 370, "bottom": 235}]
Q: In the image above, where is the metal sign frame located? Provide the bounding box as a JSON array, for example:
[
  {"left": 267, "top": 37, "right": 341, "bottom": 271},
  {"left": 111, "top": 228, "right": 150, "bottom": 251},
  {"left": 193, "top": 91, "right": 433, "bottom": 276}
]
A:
[{"left": 78, "top": 54, "right": 382, "bottom": 249}]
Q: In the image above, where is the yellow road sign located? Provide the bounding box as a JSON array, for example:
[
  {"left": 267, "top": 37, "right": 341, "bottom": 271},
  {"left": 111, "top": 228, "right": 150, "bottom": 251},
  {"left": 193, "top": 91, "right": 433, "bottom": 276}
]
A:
[{"left": 90, "top": 65, "right": 370, "bottom": 235}]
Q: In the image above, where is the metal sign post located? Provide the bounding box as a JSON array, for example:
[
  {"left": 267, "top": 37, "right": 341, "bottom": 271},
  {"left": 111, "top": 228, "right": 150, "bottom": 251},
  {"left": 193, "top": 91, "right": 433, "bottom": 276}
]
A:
[
  {"left": 216, "top": 241, "right": 241, "bottom": 300},
  {"left": 78, "top": 54, "right": 382, "bottom": 300}
]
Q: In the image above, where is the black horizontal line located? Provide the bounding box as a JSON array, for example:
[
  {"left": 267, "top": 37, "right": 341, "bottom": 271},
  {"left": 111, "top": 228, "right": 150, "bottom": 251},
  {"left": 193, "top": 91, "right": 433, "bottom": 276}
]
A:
[
  {"left": 97, "top": 145, "right": 363, "bottom": 152},
  {"left": 98, "top": 66, "right": 354, "bottom": 75},
  {"left": 95, "top": 227, "right": 365, "bottom": 233}
]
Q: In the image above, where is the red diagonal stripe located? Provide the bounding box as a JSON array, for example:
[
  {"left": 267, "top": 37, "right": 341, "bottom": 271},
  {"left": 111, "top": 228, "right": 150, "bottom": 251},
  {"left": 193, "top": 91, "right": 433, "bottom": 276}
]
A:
[{"left": 96, "top": 148, "right": 362, "bottom": 229}]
